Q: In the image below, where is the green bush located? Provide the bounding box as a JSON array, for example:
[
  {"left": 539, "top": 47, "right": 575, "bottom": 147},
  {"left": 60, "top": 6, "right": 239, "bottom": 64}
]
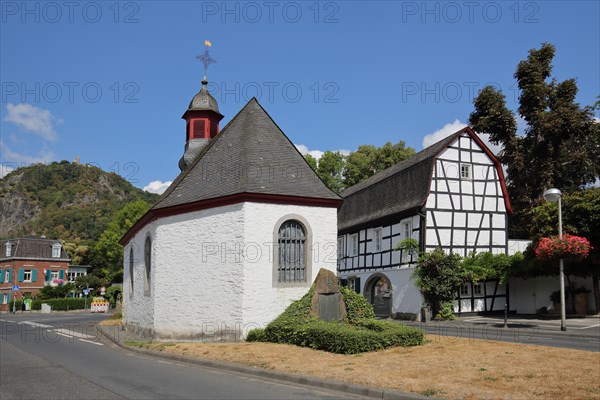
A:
[
  {"left": 434, "top": 301, "right": 456, "bottom": 320},
  {"left": 9, "top": 298, "right": 88, "bottom": 311},
  {"left": 251, "top": 281, "right": 425, "bottom": 354},
  {"left": 246, "top": 328, "right": 266, "bottom": 342},
  {"left": 341, "top": 286, "right": 375, "bottom": 323}
]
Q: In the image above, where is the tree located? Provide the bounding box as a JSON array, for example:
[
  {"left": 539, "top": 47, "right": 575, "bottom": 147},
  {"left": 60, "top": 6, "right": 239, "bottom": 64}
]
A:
[
  {"left": 74, "top": 274, "right": 109, "bottom": 292},
  {"left": 344, "top": 141, "right": 415, "bottom": 188},
  {"left": 469, "top": 43, "right": 599, "bottom": 237},
  {"left": 529, "top": 187, "right": 600, "bottom": 312},
  {"left": 316, "top": 151, "right": 346, "bottom": 193},
  {"left": 92, "top": 200, "right": 151, "bottom": 282},
  {"left": 413, "top": 248, "right": 464, "bottom": 318},
  {"left": 304, "top": 154, "right": 317, "bottom": 171}
]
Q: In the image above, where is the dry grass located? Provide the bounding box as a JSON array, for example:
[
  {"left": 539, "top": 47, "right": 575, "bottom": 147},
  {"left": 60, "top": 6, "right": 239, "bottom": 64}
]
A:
[{"left": 144, "top": 335, "right": 600, "bottom": 400}]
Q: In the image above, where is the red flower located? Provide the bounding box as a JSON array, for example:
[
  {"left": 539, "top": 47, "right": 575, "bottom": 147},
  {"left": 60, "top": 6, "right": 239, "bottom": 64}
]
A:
[{"left": 535, "top": 234, "right": 592, "bottom": 261}]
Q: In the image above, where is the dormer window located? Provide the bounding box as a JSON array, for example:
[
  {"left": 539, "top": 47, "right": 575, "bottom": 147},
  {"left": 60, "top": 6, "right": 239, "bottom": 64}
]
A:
[
  {"left": 5, "top": 242, "right": 12, "bottom": 257},
  {"left": 52, "top": 243, "right": 61, "bottom": 258}
]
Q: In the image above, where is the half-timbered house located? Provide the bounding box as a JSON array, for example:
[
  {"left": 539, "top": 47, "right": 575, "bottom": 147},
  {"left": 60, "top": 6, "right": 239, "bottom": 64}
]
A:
[{"left": 337, "top": 127, "right": 512, "bottom": 319}]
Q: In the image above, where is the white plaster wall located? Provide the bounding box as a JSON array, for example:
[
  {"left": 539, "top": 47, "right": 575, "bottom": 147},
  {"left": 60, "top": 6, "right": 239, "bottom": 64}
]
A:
[
  {"left": 152, "top": 204, "right": 245, "bottom": 340},
  {"left": 242, "top": 202, "right": 338, "bottom": 333},
  {"left": 389, "top": 268, "right": 424, "bottom": 316},
  {"left": 509, "top": 276, "right": 596, "bottom": 314},
  {"left": 122, "top": 222, "right": 158, "bottom": 333}
]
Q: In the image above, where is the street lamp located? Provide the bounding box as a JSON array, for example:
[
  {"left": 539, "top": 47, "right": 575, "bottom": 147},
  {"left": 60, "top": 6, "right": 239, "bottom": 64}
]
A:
[{"left": 543, "top": 188, "right": 566, "bottom": 331}]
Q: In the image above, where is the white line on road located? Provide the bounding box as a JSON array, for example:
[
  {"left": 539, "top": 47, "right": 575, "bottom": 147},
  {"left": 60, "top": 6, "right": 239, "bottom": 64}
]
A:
[
  {"left": 22, "top": 321, "right": 54, "bottom": 328},
  {"left": 79, "top": 339, "right": 103, "bottom": 346},
  {"left": 53, "top": 328, "right": 95, "bottom": 339}
]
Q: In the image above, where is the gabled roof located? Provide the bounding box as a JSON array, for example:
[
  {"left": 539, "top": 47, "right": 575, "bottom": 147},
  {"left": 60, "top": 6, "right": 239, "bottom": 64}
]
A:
[
  {"left": 338, "top": 127, "right": 511, "bottom": 231},
  {"left": 121, "top": 98, "right": 341, "bottom": 244},
  {"left": 0, "top": 236, "right": 70, "bottom": 262}
]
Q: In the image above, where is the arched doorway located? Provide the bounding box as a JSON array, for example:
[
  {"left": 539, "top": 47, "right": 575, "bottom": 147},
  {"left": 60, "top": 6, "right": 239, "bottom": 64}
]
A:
[{"left": 364, "top": 274, "right": 392, "bottom": 317}]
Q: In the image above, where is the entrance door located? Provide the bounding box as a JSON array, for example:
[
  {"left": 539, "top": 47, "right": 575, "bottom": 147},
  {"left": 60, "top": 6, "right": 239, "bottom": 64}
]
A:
[{"left": 370, "top": 277, "right": 391, "bottom": 317}]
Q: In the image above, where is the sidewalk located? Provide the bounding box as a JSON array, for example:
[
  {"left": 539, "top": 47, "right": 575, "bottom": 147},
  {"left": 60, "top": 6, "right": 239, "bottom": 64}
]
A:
[{"left": 402, "top": 314, "right": 600, "bottom": 339}]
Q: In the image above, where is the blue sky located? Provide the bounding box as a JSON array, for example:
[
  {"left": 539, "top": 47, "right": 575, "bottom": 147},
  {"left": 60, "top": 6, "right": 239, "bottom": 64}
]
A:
[{"left": 1, "top": 1, "right": 598, "bottom": 193}]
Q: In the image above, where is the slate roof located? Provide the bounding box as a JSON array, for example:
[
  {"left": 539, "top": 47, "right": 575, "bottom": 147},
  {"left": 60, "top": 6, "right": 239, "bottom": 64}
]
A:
[
  {"left": 187, "top": 79, "right": 222, "bottom": 115},
  {"left": 338, "top": 129, "right": 465, "bottom": 231},
  {"left": 152, "top": 98, "right": 341, "bottom": 211},
  {"left": 0, "top": 236, "right": 71, "bottom": 262}
]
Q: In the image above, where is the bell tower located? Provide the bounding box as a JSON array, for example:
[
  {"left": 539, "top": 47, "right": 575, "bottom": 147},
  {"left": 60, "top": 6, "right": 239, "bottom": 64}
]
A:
[{"left": 178, "top": 41, "right": 224, "bottom": 171}]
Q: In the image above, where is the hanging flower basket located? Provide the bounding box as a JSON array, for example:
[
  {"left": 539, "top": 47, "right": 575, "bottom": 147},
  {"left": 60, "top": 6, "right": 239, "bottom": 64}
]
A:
[{"left": 535, "top": 234, "right": 592, "bottom": 262}]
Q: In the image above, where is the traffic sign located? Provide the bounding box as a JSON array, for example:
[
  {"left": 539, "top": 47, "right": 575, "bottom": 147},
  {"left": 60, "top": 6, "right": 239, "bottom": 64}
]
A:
[
  {"left": 83, "top": 289, "right": 90, "bottom": 295},
  {"left": 12, "top": 285, "right": 19, "bottom": 291}
]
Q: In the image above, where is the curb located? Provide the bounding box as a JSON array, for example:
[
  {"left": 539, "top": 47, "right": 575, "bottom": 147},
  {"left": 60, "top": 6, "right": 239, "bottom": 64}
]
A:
[{"left": 97, "top": 325, "right": 438, "bottom": 400}]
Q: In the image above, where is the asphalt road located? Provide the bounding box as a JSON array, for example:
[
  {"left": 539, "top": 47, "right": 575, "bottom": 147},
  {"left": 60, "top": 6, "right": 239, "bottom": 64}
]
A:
[{"left": 0, "top": 313, "right": 364, "bottom": 400}]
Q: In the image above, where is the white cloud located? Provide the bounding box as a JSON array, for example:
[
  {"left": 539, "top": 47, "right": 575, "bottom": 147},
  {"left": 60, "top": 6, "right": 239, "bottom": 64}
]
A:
[
  {"left": 421, "top": 120, "right": 503, "bottom": 156},
  {"left": 0, "top": 140, "right": 55, "bottom": 164},
  {"left": 143, "top": 180, "right": 172, "bottom": 194},
  {"left": 4, "top": 103, "right": 62, "bottom": 142},
  {"left": 294, "top": 144, "right": 351, "bottom": 160},
  {"left": 0, "top": 164, "right": 15, "bottom": 179},
  {"left": 422, "top": 120, "right": 467, "bottom": 148}
]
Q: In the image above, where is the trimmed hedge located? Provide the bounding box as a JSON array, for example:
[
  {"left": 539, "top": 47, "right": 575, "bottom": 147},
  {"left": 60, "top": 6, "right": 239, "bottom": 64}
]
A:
[
  {"left": 246, "top": 282, "right": 425, "bottom": 354},
  {"left": 8, "top": 298, "right": 88, "bottom": 311}
]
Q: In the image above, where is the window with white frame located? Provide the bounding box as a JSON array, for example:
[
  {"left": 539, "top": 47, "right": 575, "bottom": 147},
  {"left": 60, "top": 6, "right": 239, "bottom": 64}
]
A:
[
  {"left": 473, "top": 283, "right": 482, "bottom": 295},
  {"left": 4, "top": 270, "right": 9, "bottom": 282},
  {"left": 350, "top": 234, "right": 358, "bottom": 256},
  {"left": 23, "top": 270, "right": 32, "bottom": 282},
  {"left": 277, "top": 220, "right": 307, "bottom": 283},
  {"left": 337, "top": 237, "right": 344, "bottom": 260},
  {"left": 460, "top": 163, "right": 472, "bottom": 180},
  {"left": 5, "top": 242, "right": 12, "bottom": 257},
  {"left": 373, "top": 228, "right": 382, "bottom": 252},
  {"left": 50, "top": 271, "right": 59, "bottom": 281},
  {"left": 460, "top": 284, "right": 470, "bottom": 296},
  {"left": 52, "top": 243, "right": 61, "bottom": 258},
  {"left": 2, "top": 293, "right": 8, "bottom": 304}
]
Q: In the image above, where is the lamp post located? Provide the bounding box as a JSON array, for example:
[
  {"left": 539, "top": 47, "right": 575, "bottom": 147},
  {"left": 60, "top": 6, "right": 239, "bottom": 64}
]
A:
[{"left": 543, "top": 188, "right": 567, "bottom": 331}]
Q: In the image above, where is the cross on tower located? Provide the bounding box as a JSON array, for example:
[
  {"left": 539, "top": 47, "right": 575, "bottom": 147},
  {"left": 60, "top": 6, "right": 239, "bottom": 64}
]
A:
[{"left": 196, "top": 40, "right": 216, "bottom": 80}]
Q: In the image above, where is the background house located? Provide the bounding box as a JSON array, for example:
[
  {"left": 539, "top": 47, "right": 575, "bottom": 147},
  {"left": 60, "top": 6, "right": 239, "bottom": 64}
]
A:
[
  {"left": 337, "top": 127, "right": 513, "bottom": 319},
  {"left": 0, "top": 236, "right": 70, "bottom": 310}
]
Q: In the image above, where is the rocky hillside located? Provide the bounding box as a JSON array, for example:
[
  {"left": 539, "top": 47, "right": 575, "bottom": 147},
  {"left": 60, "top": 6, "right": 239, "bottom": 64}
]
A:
[{"left": 0, "top": 161, "right": 158, "bottom": 243}]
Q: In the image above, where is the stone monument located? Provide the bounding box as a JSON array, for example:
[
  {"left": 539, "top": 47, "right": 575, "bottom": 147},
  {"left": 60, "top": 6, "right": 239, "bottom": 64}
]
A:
[{"left": 310, "top": 268, "right": 347, "bottom": 321}]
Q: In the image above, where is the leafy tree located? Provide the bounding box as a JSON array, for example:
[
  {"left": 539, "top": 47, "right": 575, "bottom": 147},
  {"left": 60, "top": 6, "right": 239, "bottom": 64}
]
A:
[
  {"left": 469, "top": 43, "right": 599, "bottom": 237},
  {"left": 529, "top": 187, "right": 600, "bottom": 312},
  {"left": 304, "top": 154, "right": 317, "bottom": 171},
  {"left": 74, "top": 274, "right": 109, "bottom": 292},
  {"left": 92, "top": 199, "right": 151, "bottom": 282},
  {"left": 344, "top": 141, "right": 415, "bottom": 188},
  {"left": 304, "top": 141, "right": 415, "bottom": 192},
  {"left": 38, "top": 283, "right": 75, "bottom": 299},
  {"left": 316, "top": 151, "right": 346, "bottom": 193},
  {"left": 413, "top": 248, "right": 464, "bottom": 318}
]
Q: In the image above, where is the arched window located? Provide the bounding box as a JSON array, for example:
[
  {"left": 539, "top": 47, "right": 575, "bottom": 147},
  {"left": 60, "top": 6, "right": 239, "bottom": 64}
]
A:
[
  {"left": 144, "top": 236, "right": 152, "bottom": 293},
  {"left": 277, "top": 220, "right": 307, "bottom": 283},
  {"left": 129, "top": 247, "right": 134, "bottom": 293}
]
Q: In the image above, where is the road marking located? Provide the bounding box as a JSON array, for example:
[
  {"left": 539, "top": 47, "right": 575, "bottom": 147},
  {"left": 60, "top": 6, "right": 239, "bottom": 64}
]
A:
[
  {"left": 79, "top": 339, "right": 103, "bottom": 346},
  {"left": 576, "top": 324, "right": 600, "bottom": 330},
  {"left": 53, "top": 328, "right": 95, "bottom": 339},
  {"left": 22, "top": 321, "right": 54, "bottom": 328},
  {"left": 157, "top": 360, "right": 172, "bottom": 364}
]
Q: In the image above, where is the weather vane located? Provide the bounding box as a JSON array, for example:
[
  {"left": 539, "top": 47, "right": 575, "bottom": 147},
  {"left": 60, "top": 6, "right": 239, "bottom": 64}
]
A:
[{"left": 196, "top": 40, "right": 216, "bottom": 80}]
